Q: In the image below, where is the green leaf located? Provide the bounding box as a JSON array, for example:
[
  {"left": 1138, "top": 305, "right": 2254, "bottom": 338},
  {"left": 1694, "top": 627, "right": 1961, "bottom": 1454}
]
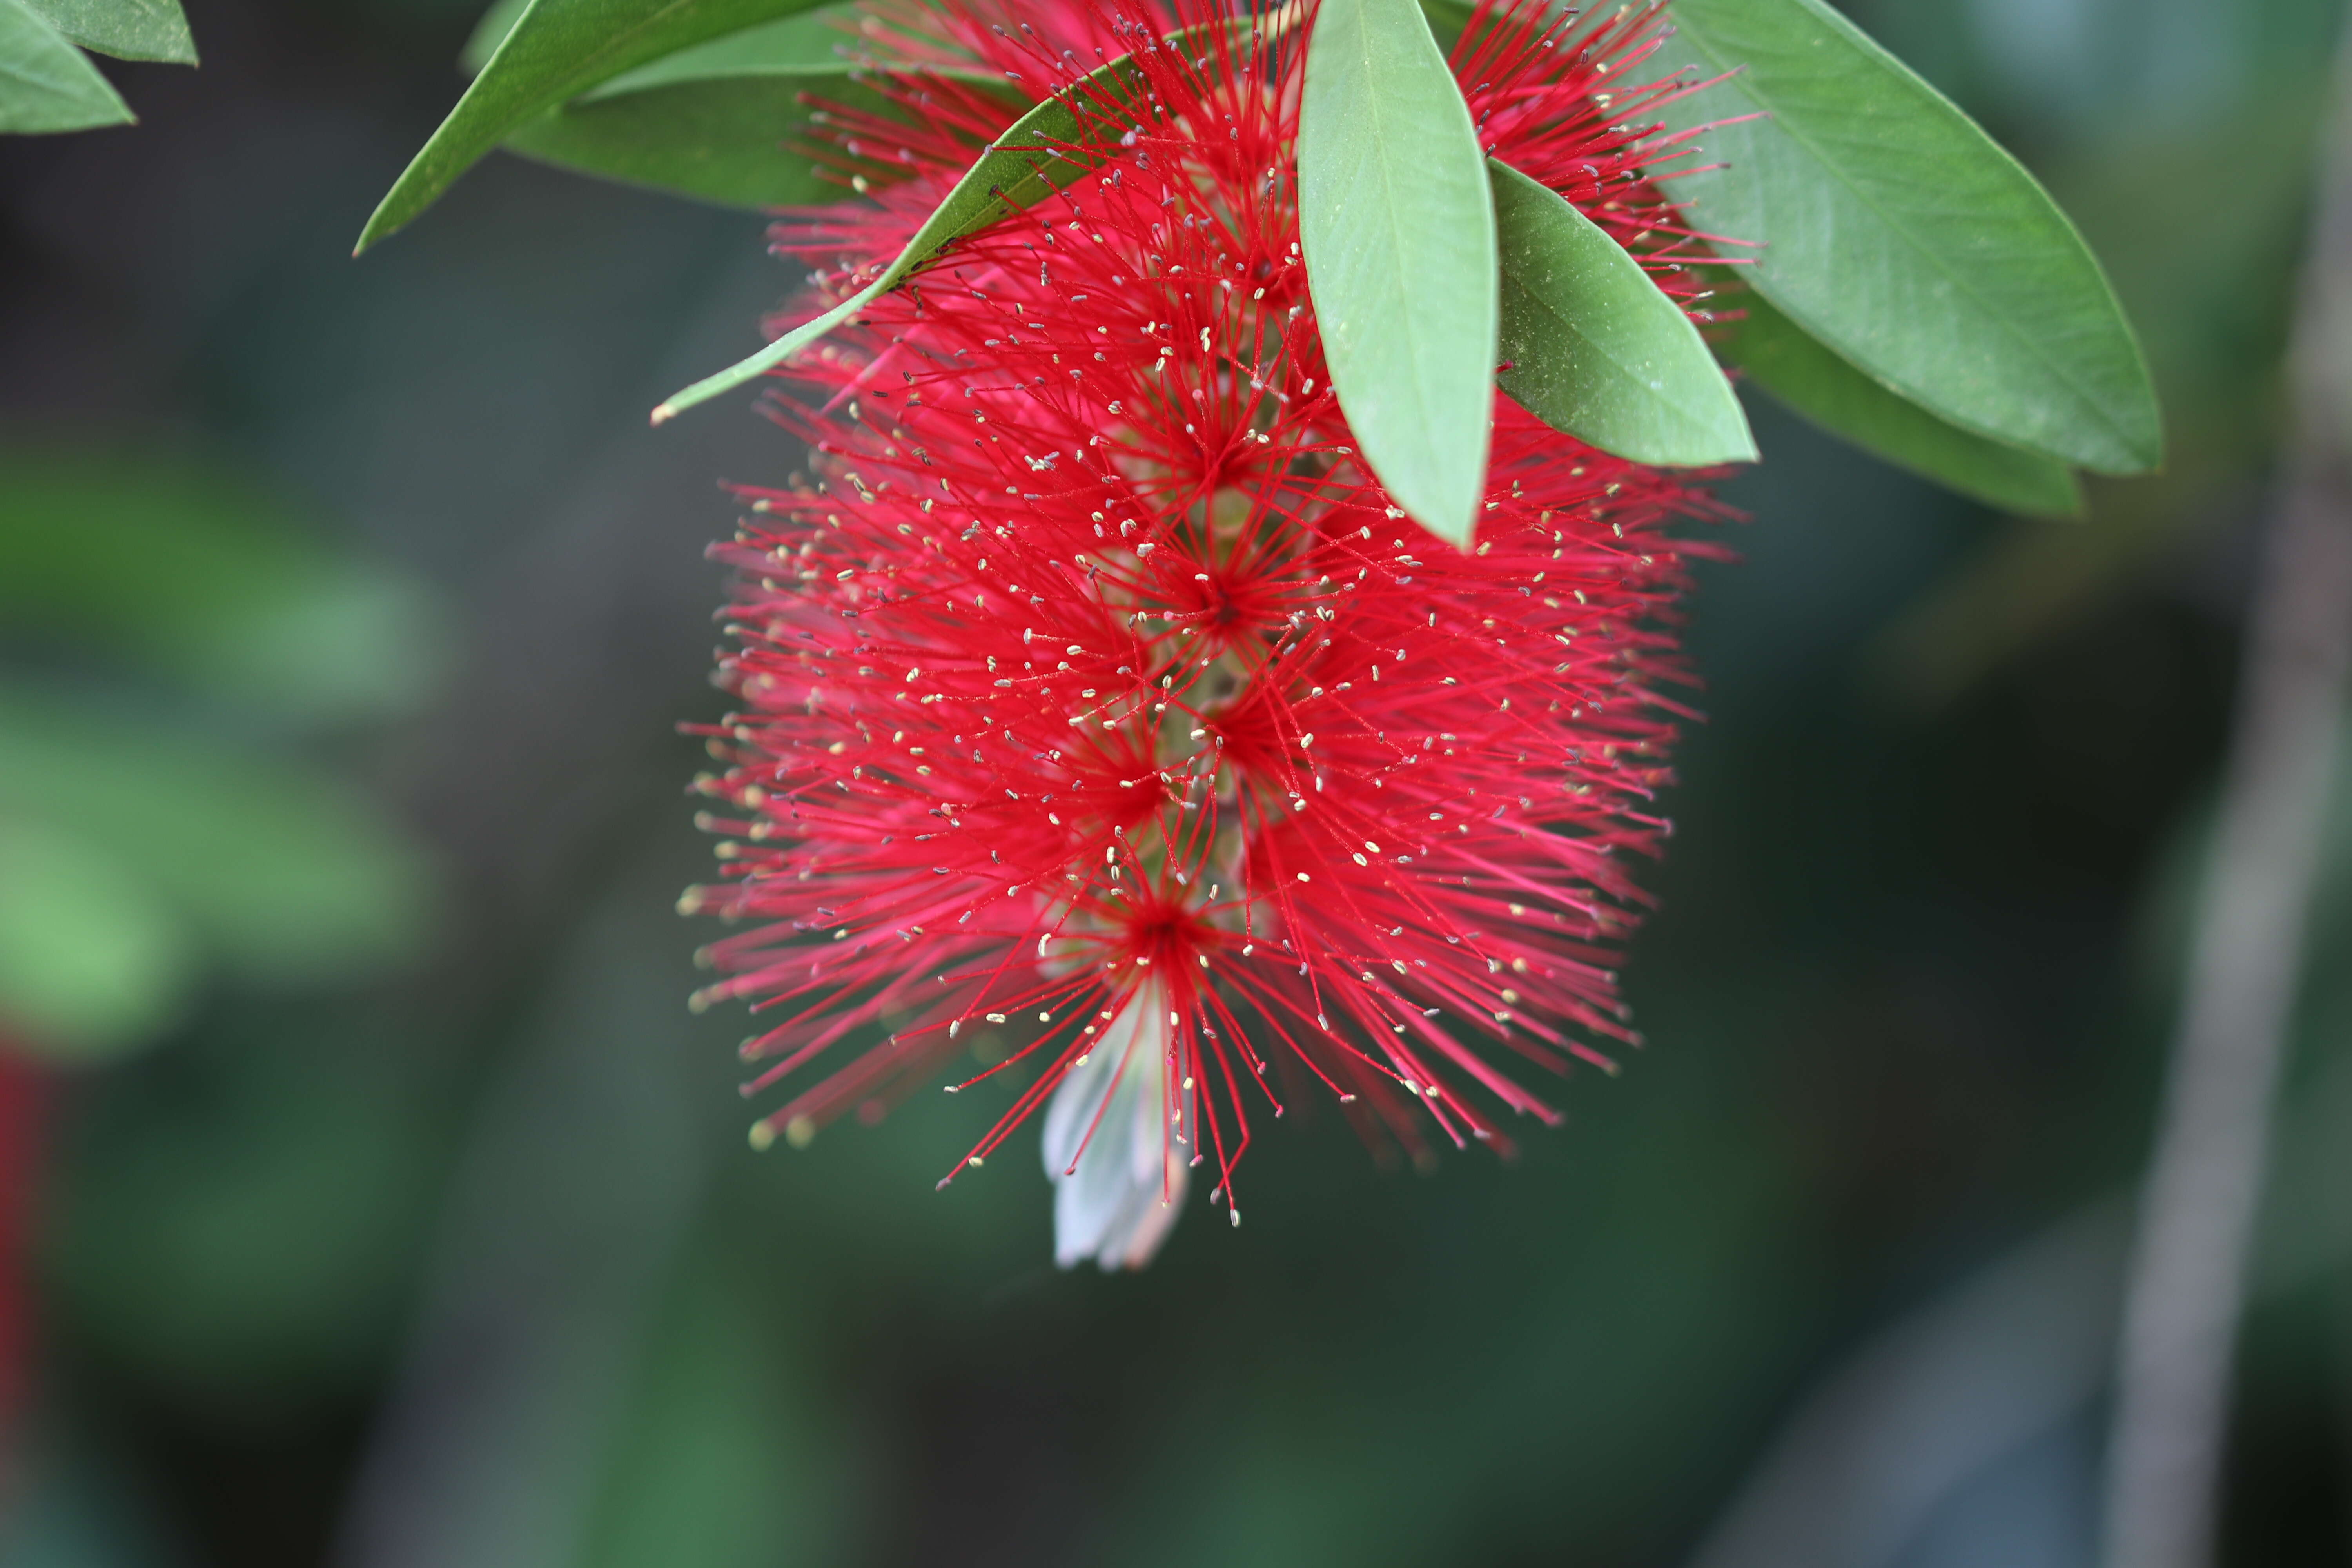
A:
[
  {"left": 0, "top": 0, "right": 131, "bottom": 133},
  {"left": 578, "top": 4, "right": 855, "bottom": 91},
  {"left": 501, "top": 72, "right": 855, "bottom": 212},
  {"left": 459, "top": 0, "right": 535, "bottom": 74},
  {"left": 1723, "top": 292, "right": 2081, "bottom": 516},
  {"left": 0, "top": 443, "right": 447, "bottom": 722},
  {"left": 1299, "top": 0, "right": 1496, "bottom": 549},
  {"left": 575, "top": 4, "right": 993, "bottom": 103},
  {"left": 0, "top": 687, "right": 436, "bottom": 984},
  {"left": 1414, "top": 0, "right": 1475, "bottom": 51},
  {"left": 20, "top": 0, "right": 192, "bottom": 64},
  {"left": 0, "top": 817, "right": 193, "bottom": 1060},
  {"left": 1490, "top": 159, "right": 1754, "bottom": 468},
  {"left": 652, "top": 17, "right": 1259, "bottom": 423},
  {"left": 500, "top": 9, "right": 987, "bottom": 211},
  {"left": 1650, "top": 0, "right": 2161, "bottom": 475},
  {"left": 356, "top": 0, "right": 838, "bottom": 252}
]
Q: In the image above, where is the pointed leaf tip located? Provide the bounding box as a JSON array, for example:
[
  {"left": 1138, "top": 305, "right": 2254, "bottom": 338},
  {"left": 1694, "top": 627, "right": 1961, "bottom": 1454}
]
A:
[
  {"left": 0, "top": 0, "right": 136, "bottom": 133},
  {"left": 1489, "top": 159, "right": 1755, "bottom": 468},
  {"left": 356, "top": 0, "right": 841, "bottom": 251},
  {"left": 20, "top": 0, "right": 196, "bottom": 64},
  {"left": 651, "top": 17, "right": 1259, "bottom": 424}
]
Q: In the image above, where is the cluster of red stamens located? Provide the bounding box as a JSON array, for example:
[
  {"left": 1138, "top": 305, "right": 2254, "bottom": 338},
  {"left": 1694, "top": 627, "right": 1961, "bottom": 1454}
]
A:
[{"left": 681, "top": 0, "right": 1737, "bottom": 1261}]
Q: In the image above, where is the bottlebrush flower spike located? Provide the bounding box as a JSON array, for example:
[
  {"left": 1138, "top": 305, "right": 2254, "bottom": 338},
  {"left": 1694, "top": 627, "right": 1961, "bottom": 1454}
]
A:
[{"left": 681, "top": 0, "right": 1736, "bottom": 1267}]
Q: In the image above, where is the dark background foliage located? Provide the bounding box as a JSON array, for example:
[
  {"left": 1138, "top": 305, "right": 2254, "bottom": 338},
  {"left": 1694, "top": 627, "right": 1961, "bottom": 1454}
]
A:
[{"left": 3, "top": 0, "right": 2350, "bottom": 1562}]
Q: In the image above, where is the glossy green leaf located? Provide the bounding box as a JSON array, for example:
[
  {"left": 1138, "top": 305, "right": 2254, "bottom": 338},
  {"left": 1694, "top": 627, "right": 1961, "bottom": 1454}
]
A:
[
  {"left": 0, "top": 0, "right": 131, "bottom": 133},
  {"left": 21, "top": 0, "right": 192, "bottom": 64},
  {"left": 0, "top": 688, "right": 436, "bottom": 984},
  {"left": 1650, "top": 0, "right": 2161, "bottom": 475},
  {"left": 0, "top": 444, "right": 446, "bottom": 722},
  {"left": 356, "top": 0, "right": 837, "bottom": 252},
  {"left": 652, "top": 18, "right": 1256, "bottom": 423},
  {"left": 1723, "top": 292, "right": 2081, "bottom": 516},
  {"left": 1299, "top": 0, "right": 1494, "bottom": 548},
  {"left": 500, "top": 9, "right": 987, "bottom": 211},
  {"left": 1491, "top": 159, "right": 1753, "bottom": 468},
  {"left": 0, "top": 817, "right": 193, "bottom": 1060}
]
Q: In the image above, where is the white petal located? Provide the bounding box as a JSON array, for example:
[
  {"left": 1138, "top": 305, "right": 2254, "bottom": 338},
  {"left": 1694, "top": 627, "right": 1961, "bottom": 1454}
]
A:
[
  {"left": 1043, "top": 981, "right": 1187, "bottom": 1270},
  {"left": 1040, "top": 980, "right": 1151, "bottom": 1181}
]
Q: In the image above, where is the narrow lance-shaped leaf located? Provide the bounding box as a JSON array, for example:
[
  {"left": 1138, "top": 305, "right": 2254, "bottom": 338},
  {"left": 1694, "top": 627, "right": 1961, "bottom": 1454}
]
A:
[
  {"left": 1298, "top": 0, "right": 1495, "bottom": 548},
  {"left": 356, "top": 0, "right": 837, "bottom": 252},
  {"left": 1722, "top": 292, "right": 2082, "bottom": 517},
  {"left": 1490, "top": 158, "right": 1753, "bottom": 468},
  {"left": 21, "top": 0, "right": 193, "bottom": 64},
  {"left": 0, "top": 0, "right": 131, "bottom": 133},
  {"left": 651, "top": 18, "right": 1263, "bottom": 424},
  {"left": 502, "top": 9, "right": 1000, "bottom": 211},
  {"left": 1649, "top": 0, "right": 2160, "bottom": 475}
]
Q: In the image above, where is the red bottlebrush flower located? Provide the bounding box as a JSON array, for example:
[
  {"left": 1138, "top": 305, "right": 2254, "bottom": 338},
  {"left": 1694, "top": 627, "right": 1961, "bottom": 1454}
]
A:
[{"left": 682, "top": 0, "right": 1734, "bottom": 1267}]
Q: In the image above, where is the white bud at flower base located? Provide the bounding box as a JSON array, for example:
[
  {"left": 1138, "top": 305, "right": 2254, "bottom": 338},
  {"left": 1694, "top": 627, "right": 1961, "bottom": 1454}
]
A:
[{"left": 1040, "top": 978, "right": 1188, "bottom": 1270}]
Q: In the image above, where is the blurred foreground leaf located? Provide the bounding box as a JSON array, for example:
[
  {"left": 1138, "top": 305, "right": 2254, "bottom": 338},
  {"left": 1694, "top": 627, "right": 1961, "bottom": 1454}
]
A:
[
  {"left": 0, "top": 816, "right": 193, "bottom": 1060},
  {"left": 0, "top": 444, "right": 446, "bottom": 722},
  {"left": 0, "top": 0, "right": 131, "bottom": 133},
  {"left": 0, "top": 686, "right": 436, "bottom": 985}
]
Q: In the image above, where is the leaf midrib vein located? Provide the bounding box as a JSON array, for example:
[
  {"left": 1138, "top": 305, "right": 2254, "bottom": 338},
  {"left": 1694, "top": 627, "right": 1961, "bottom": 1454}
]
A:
[{"left": 1344, "top": 1, "right": 1462, "bottom": 502}]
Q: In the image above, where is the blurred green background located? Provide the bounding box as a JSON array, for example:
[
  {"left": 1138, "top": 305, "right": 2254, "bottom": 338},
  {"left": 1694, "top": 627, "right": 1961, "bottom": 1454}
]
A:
[{"left": 3, "top": 0, "right": 2350, "bottom": 1563}]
